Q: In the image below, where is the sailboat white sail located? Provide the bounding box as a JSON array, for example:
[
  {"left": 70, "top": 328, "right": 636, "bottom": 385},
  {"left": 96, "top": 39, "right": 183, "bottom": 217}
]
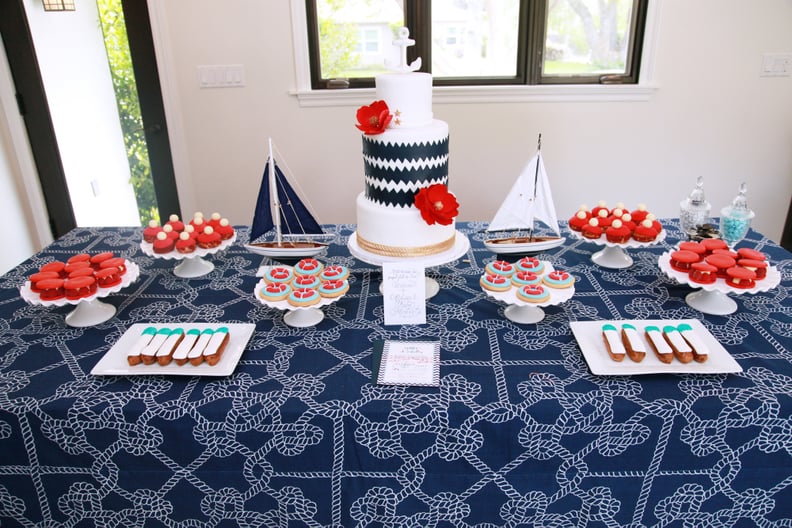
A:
[
  {"left": 484, "top": 135, "right": 564, "bottom": 254},
  {"left": 244, "top": 139, "right": 330, "bottom": 260}
]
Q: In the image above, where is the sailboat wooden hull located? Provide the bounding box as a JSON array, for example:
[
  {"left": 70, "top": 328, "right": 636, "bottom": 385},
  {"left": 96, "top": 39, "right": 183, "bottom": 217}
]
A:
[
  {"left": 244, "top": 240, "right": 327, "bottom": 259},
  {"left": 483, "top": 235, "right": 565, "bottom": 255}
]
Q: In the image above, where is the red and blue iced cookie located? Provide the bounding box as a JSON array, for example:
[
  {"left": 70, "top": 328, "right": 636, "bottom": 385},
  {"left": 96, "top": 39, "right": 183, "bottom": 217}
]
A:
[
  {"left": 480, "top": 273, "right": 511, "bottom": 292},
  {"left": 319, "top": 279, "right": 349, "bottom": 298},
  {"left": 295, "top": 258, "right": 323, "bottom": 276},
  {"left": 293, "top": 274, "right": 320, "bottom": 290},
  {"left": 259, "top": 281, "right": 292, "bottom": 302},
  {"left": 287, "top": 287, "right": 321, "bottom": 307},
  {"left": 485, "top": 260, "right": 515, "bottom": 277},
  {"left": 516, "top": 284, "right": 550, "bottom": 304},
  {"left": 264, "top": 266, "right": 294, "bottom": 284},
  {"left": 542, "top": 270, "right": 575, "bottom": 289},
  {"left": 320, "top": 265, "right": 350, "bottom": 281},
  {"left": 515, "top": 256, "right": 544, "bottom": 274},
  {"left": 511, "top": 270, "right": 541, "bottom": 287}
]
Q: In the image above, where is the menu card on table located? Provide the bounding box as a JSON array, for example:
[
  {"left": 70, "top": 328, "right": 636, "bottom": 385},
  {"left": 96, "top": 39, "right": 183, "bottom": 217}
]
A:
[
  {"left": 375, "top": 340, "right": 440, "bottom": 387},
  {"left": 382, "top": 262, "right": 426, "bottom": 325}
]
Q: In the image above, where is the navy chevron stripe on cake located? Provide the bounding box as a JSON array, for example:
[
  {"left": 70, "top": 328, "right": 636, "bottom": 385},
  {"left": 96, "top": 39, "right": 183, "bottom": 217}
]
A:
[{"left": 362, "top": 136, "right": 449, "bottom": 160}]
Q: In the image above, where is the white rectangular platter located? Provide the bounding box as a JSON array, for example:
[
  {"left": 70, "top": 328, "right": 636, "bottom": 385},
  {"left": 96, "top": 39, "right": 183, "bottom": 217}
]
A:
[
  {"left": 91, "top": 323, "right": 255, "bottom": 377},
  {"left": 570, "top": 319, "right": 742, "bottom": 376}
]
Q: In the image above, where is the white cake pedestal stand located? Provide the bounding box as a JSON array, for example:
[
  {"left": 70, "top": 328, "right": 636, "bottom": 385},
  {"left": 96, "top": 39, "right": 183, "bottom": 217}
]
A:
[
  {"left": 658, "top": 251, "right": 781, "bottom": 315},
  {"left": 140, "top": 233, "right": 236, "bottom": 278},
  {"left": 20, "top": 261, "right": 141, "bottom": 327},
  {"left": 253, "top": 276, "right": 346, "bottom": 328},
  {"left": 481, "top": 263, "right": 575, "bottom": 324},
  {"left": 571, "top": 230, "right": 666, "bottom": 269},
  {"left": 347, "top": 231, "right": 470, "bottom": 299}
]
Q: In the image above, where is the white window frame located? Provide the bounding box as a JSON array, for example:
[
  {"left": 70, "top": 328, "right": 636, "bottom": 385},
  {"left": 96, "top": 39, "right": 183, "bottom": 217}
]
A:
[{"left": 289, "top": 0, "right": 660, "bottom": 108}]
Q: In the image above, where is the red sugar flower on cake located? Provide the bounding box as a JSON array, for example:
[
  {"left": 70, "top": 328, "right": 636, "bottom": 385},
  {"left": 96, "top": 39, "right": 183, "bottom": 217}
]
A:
[
  {"left": 414, "top": 184, "right": 459, "bottom": 226},
  {"left": 355, "top": 100, "right": 392, "bottom": 135}
]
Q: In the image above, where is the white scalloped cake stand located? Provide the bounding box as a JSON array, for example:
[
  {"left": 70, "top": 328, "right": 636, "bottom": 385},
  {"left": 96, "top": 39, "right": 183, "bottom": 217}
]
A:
[
  {"left": 20, "top": 262, "right": 141, "bottom": 327},
  {"left": 570, "top": 229, "right": 666, "bottom": 269},
  {"left": 658, "top": 252, "right": 781, "bottom": 315},
  {"left": 481, "top": 263, "right": 575, "bottom": 324},
  {"left": 253, "top": 276, "right": 345, "bottom": 328},
  {"left": 347, "top": 230, "right": 470, "bottom": 299},
  {"left": 140, "top": 233, "right": 236, "bottom": 278}
]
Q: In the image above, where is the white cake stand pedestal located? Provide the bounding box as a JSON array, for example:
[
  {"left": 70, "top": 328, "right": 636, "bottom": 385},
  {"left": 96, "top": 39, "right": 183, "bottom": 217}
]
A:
[
  {"left": 658, "top": 251, "right": 781, "bottom": 315},
  {"left": 348, "top": 231, "right": 470, "bottom": 299},
  {"left": 20, "top": 262, "right": 141, "bottom": 327},
  {"left": 482, "top": 263, "right": 575, "bottom": 324},
  {"left": 140, "top": 233, "right": 236, "bottom": 278},
  {"left": 253, "top": 276, "right": 346, "bottom": 328},
  {"left": 572, "top": 230, "right": 666, "bottom": 269}
]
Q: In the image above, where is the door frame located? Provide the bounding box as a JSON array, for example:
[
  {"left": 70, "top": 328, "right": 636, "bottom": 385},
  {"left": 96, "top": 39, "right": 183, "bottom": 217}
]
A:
[{"left": 0, "top": 0, "right": 183, "bottom": 239}]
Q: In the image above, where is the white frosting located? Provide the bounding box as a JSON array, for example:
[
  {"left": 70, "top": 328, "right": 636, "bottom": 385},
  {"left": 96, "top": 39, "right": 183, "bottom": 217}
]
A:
[
  {"left": 622, "top": 327, "right": 646, "bottom": 353},
  {"left": 356, "top": 192, "right": 455, "bottom": 250},
  {"left": 603, "top": 329, "right": 626, "bottom": 355},
  {"left": 172, "top": 332, "right": 200, "bottom": 361},
  {"left": 377, "top": 72, "right": 433, "bottom": 128},
  {"left": 188, "top": 333, "right": 213, "bottom": 360},
  {"left": 203, "top": 330, "right": 228, "bottom": 358},
  {"left": 646, "top": 329, "right": 672, "bottom": 355},
  {"left": 155, "top": 332, "right": 183, "bottom": 358},
  {"left": 141, "top": 332, "right": 169, "bottom": 357},
  {"left": 679, "top": 328, "right": 709, "bottom": 357},
  {"left": 664, "top": 329, "right": 692, "bottom": 353}
]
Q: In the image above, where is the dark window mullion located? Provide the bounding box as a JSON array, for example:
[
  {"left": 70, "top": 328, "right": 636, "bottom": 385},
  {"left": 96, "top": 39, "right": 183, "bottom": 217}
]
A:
[
  {"left": 526, "top": 0, "right": 547, "bottom": 84},
  {"left": 405, "top": 0, "right": 431, "bottom": 76}
]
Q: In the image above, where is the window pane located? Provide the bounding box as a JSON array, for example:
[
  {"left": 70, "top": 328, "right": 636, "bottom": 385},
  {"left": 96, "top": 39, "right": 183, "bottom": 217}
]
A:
[
  {"left": 431, "top": 0, "right": 520, "bottom": 78},
  {"left": 316, "top": 0, "right": 403, "bottom": 80},
  {"left": 544, "top": 0, "right": 635, "bottom": 76}
]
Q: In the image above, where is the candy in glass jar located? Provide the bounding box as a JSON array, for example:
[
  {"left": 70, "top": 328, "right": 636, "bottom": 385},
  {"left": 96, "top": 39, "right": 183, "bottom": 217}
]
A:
[{"left": 719, "top": 183, "right": 754, "bottom": 248}]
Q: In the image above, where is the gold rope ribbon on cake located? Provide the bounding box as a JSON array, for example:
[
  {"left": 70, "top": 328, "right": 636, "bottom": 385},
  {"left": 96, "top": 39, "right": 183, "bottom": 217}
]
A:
[{"left": 356, "top": 234, "right": 456, "bottom": 257}]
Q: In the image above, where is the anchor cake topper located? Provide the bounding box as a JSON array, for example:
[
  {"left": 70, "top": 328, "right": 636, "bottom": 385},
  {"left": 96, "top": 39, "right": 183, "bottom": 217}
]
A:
[{"left": 385, "top": 27, "right": 422, "bottom": 73}]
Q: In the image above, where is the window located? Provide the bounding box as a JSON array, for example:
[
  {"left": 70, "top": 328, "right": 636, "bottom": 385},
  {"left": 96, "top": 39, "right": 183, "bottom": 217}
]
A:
[{"left": 306, "top": 0, "right": 648, "bottom": 90}]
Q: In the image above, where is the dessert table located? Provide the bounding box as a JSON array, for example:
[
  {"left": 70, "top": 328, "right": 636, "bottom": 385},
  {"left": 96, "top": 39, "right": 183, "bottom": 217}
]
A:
[{"left": 0, "top": 221, "right": 790, "bottom": 527}]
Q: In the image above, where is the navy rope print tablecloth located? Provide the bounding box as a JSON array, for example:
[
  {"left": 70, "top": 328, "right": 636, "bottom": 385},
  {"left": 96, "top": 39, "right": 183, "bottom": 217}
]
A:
[{"left": 0, "top": 221, "right": 790, "bottom": 527}]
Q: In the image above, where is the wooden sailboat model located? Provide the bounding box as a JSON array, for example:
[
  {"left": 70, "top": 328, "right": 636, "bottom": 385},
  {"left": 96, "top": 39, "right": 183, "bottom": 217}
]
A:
[
  {"left": 244, "top": 139, "right": 329, "bottom": 259},
  {"left": 484, "top": 135, "right": 565, "bottom": 255}
]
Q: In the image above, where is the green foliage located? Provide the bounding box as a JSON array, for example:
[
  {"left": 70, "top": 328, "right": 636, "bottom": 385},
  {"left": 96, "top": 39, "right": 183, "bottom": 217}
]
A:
[
  {"left": 97, "top": 0, "right": 158, "bottom": 225},
  {"left": 317, "top": 0, "right": 361, "bottom": 78}
]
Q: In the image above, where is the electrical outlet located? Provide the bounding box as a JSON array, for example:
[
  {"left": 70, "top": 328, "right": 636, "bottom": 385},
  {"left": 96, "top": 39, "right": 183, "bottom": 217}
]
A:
[
  {"left": 197, "top": 65, "right": 246, "bottom": 88},
  {"left": 760, "top": 53, "right": 792, "bottom": 77}
]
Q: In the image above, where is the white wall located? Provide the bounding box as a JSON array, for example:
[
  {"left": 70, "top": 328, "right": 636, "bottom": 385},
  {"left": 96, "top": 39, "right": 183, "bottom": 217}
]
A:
[
  {"left": 153, "top": 0, "right": 791, "bottom": 243},
  {"left": 0, "top": 37, "right": 50, "bottom": 275}
]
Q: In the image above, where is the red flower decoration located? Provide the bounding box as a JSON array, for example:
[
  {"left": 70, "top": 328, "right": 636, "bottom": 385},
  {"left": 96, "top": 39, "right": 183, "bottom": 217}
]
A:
[
  {"left": 355, "top": 100, "right": 393, "bottom": 135},
  {"left": 414, "top": 184, "right": 459, "bottom": 226}
]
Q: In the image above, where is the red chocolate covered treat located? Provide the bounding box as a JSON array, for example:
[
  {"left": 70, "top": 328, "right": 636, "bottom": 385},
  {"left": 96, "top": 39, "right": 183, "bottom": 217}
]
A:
[
  {"left": 669, "top": 250, "right": 700, "bottom": 272},
  {"left": 605, "top": 219, "right": 631, "bottom": 243},
  {"left": 37, "top": 278, "right": 65, "bottom": 301},
  {"left": 94, "top": 267, "right": 122, "bottom": 288},
  {"left": 736, "top": 247, "right": 766, "bottom": 261},
  {"left": 64, "top": 276, "right": 97, "bottom": 300},
  {"left": 166, "top": 214, "right": 185, "bottom": 232},
  {"left": 153, "top": 231, "right": 175, "bottom": 254},
  {"left": 581, "top": 218, "right": 602, "bottom": 239},
  {"left": 632, "top": 219, "right": 658, "bottom": 242},
  {"left": 175, "top": 231, "right": 196, "bottom": 254},
  {"left": 737, "top": 258, "right": 767, "bottom": 280},
  {"left": 197, "top": 226, "right": 222, "bottom": 249},
  {"left": 725, "top": 266, "right": 756, "bottom": 289},
  {"left": 689, "top": 262, "right": 718, "bottom": 284},
  {"left": 705, "top": 254, "right": 736, "bottom": 278},
  {"left": 143, "top": 220, "right": 162, "bottom": 243}
]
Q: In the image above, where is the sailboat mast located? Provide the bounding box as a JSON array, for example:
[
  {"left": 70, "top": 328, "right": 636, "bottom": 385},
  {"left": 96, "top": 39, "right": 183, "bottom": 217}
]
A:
[
  {"left": 528, "top": 134, "right": 542, "bottom": 241},
  {"left": 268, "top": 138, "right": 283, "bottom": 246}
]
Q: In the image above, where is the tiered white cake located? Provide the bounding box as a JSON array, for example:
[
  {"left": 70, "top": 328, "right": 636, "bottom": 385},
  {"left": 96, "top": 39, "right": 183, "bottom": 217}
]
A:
[{"left": 354, "top": 30, "right": 456, "bottom": 258}]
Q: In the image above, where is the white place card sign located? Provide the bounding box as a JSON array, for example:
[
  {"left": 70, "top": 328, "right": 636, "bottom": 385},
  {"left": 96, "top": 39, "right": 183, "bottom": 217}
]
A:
[
  {"left": 377, "top": 340, "right": 440, "bottom": 387},
  {"left": 382, "top": 262, "right": 426, "bottom": 325}
]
